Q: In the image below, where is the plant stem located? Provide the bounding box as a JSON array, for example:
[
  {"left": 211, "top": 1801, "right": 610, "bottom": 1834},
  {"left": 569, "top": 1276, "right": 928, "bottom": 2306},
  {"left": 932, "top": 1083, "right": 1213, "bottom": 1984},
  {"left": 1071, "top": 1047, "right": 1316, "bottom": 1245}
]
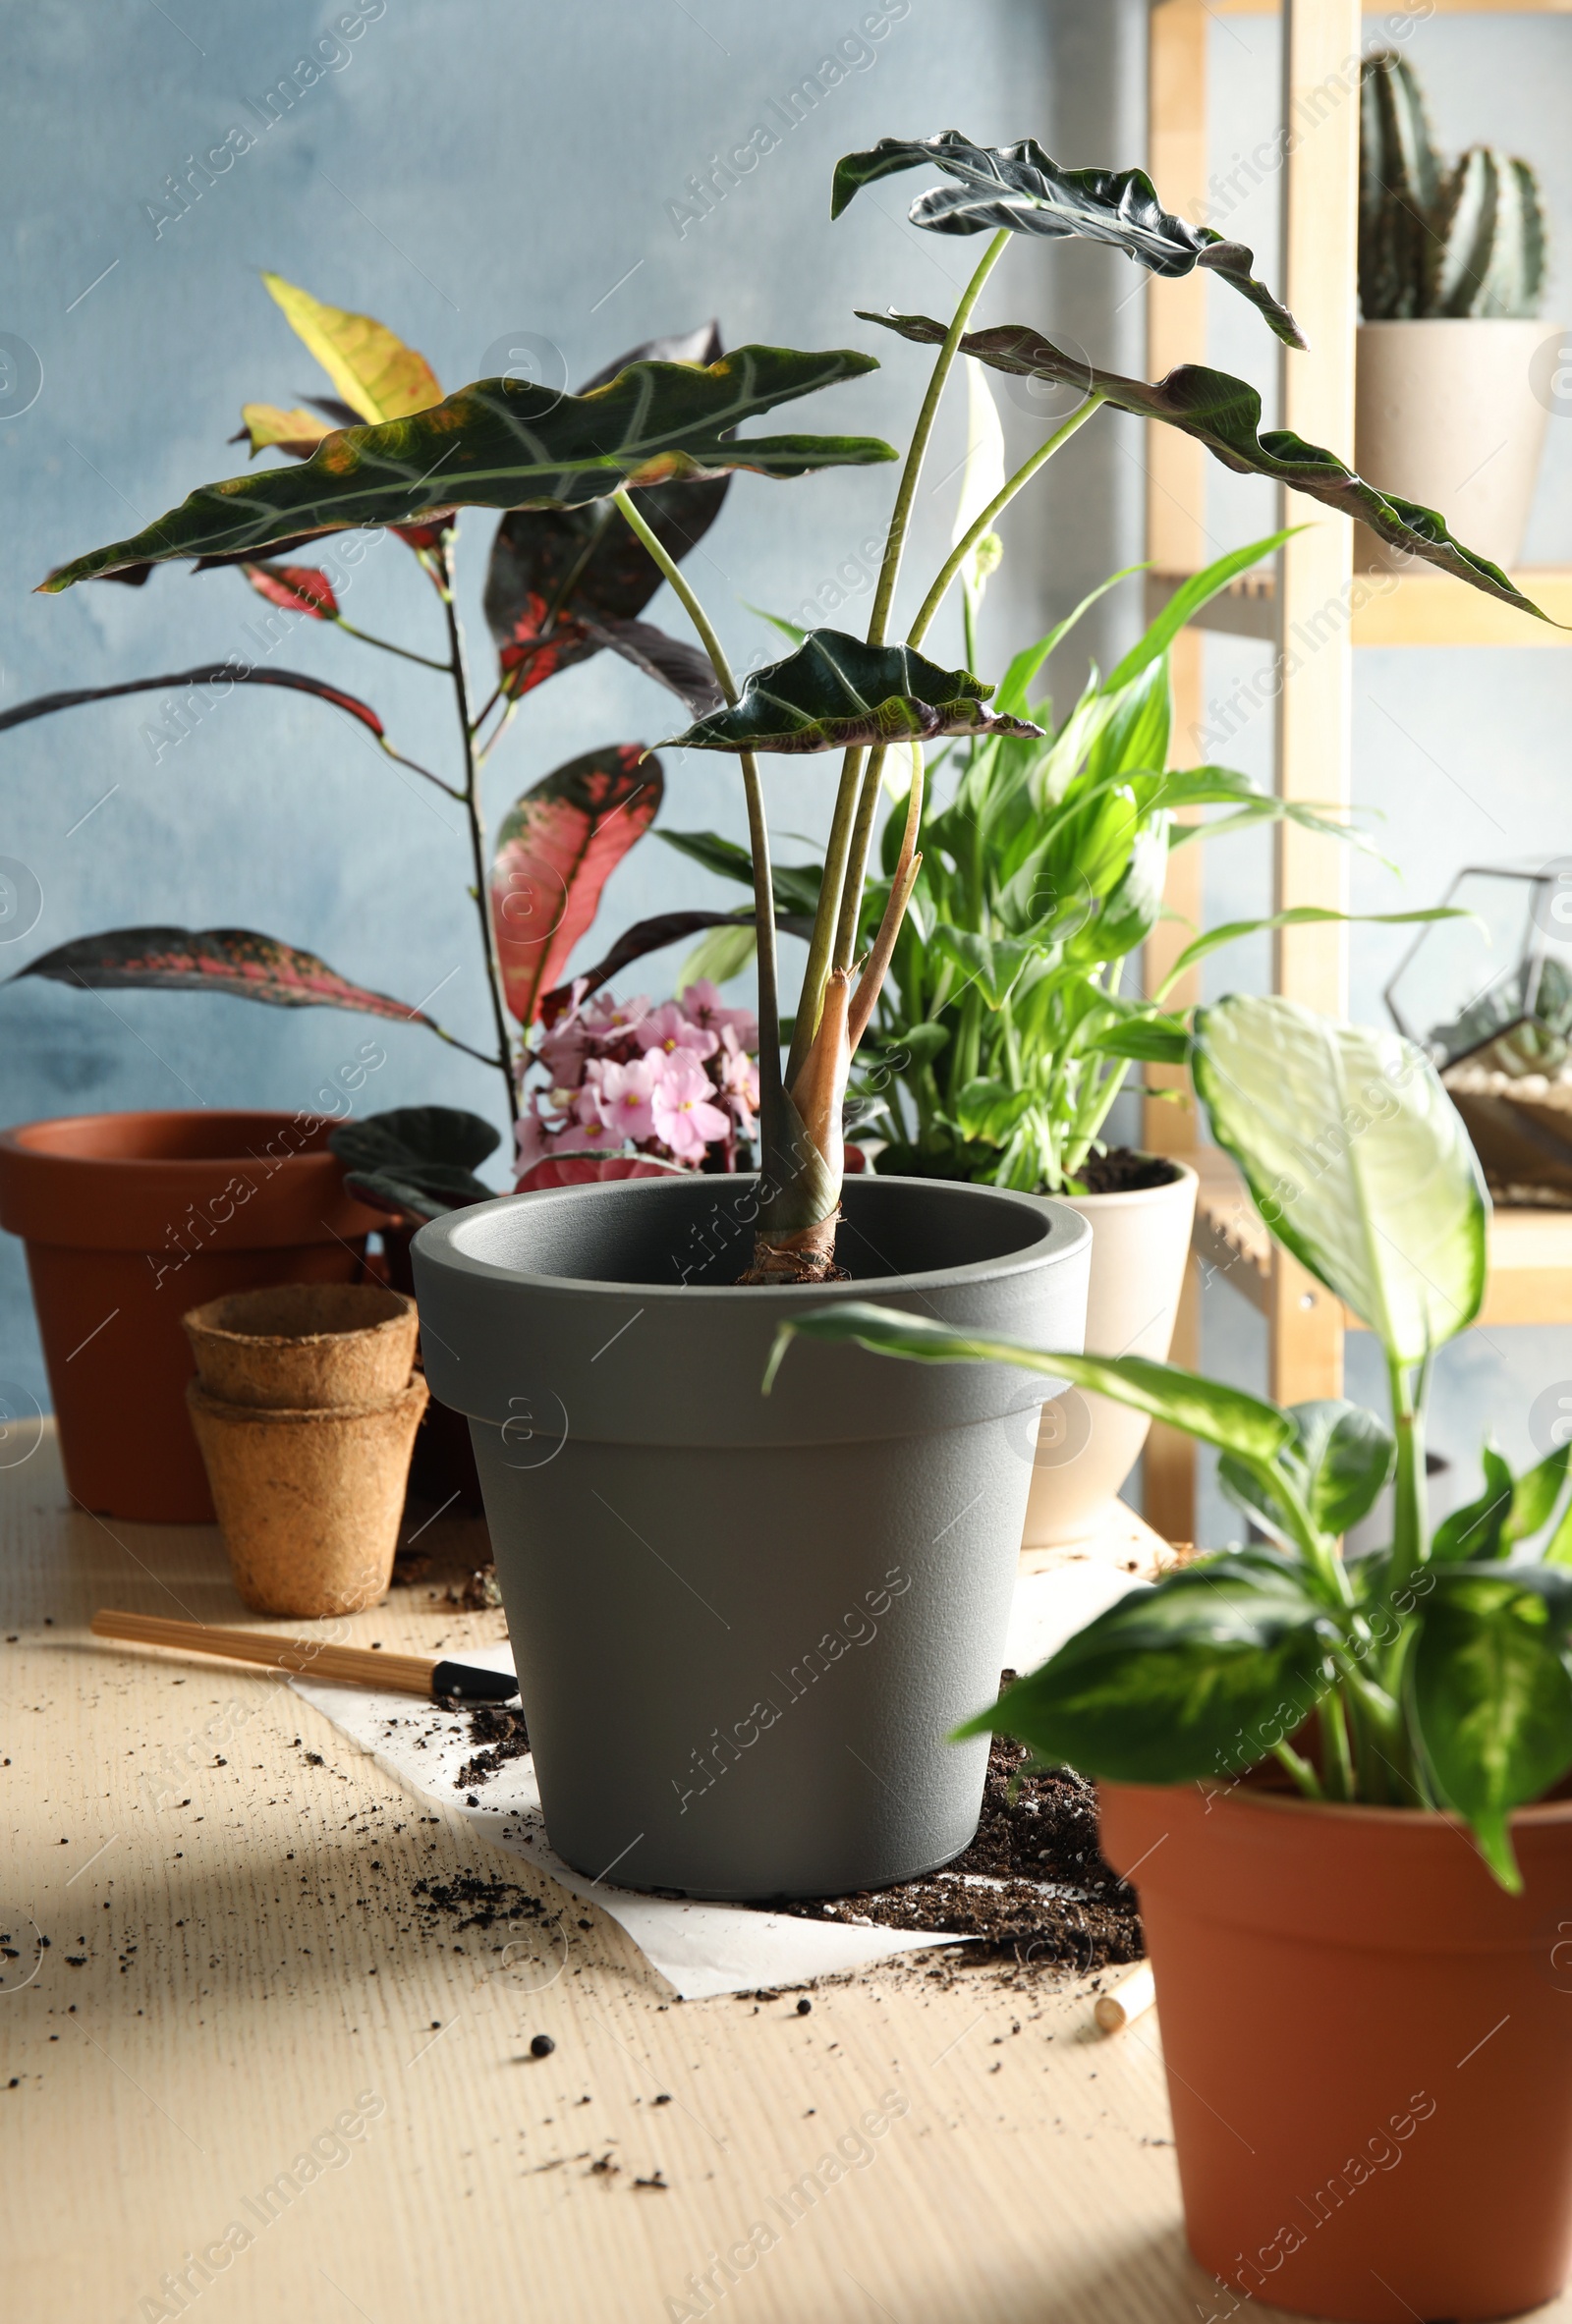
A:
[
  {"left": 1386, "top": 1354, "right": 1428, "bottom": 1601},
  {"left": 1319, "top": 1691, "right": 1356, "bottom": 1802},
  {"left": 437, "top": 553, "right": 520, "bottom": 1134},
  {"left": 1271, "top": 1738, "right": 1324, "bottom": 1799},
  {"left": 906, "top": 394, "right": 1107, "bottom": 651},
  {"left": 334, "top": 617, "right": 450, "bottom": 672},
  {"left": 792, "top": 231, "right": 1009, "bottom": 1073},
  {"left": 867, "top": 230, "right": 1009, "bottom": 649},
  {"left": 610, "top": 489, "right": 782, "bottom": 1129}
]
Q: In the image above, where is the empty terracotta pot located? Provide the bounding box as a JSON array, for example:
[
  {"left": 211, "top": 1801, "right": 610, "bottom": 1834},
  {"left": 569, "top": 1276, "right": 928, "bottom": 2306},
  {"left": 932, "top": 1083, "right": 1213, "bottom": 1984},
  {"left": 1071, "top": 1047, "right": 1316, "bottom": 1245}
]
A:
[
  {"left": 184, "top": 1283, "right": 419, "bottom": 1411},
  {"left": 1099, "top": 1779, "right": 1572, "bottom": 2322},
  {"left": 187, "top": 1377, "right": 429, "bottom": 1617},
  {"left": 0, "top": 1111, "right": 382, "bottom": 1522}
]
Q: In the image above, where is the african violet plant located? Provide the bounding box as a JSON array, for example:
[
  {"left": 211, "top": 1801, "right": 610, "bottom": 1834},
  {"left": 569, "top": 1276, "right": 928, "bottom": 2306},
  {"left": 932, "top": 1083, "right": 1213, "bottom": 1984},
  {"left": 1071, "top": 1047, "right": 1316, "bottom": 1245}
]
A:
[
  {"left": 773, "top": 992, "right": 1572, "bottom": 1891},
  {"left": 28, "top": 132, "right": 1553, "bottom": 1285}
]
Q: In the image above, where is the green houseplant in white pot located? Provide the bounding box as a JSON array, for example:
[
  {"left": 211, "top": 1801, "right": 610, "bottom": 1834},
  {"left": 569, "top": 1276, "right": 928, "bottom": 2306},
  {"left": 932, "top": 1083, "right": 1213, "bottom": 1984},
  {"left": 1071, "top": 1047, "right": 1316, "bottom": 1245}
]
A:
[
  {"left": 1358, "top": 48, "right": 1552, "bottom": 573},
  {"left": 37, "top": 131, "right": 1551, "bottom": 1900},
  {"left": 776, "top": 991, "right": 1572, "bottom": 2320}
]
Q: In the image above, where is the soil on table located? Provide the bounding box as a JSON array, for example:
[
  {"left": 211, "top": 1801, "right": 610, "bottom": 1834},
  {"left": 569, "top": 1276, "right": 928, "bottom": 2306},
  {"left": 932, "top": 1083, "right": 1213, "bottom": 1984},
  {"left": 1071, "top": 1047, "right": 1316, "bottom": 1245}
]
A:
[
  {"left": 760, "top": 1685, "right": 1143, "bottom": 1973},
  {"left": 1073, "top": 1146, "right": 1182, "bottom": 1196},
  {"left": 451, "top": 1704, "right": 531, "bottom": 1793}
]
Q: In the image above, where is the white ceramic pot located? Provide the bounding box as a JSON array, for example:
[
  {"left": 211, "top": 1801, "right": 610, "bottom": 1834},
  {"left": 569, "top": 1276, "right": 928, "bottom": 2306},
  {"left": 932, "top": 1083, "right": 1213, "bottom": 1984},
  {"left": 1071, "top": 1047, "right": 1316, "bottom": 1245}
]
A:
[
  {"left": 1354, "top": 317, "right": 1551, "bottom": 573},
  {"left": 1020, "top": 1159, "right": 1198, "bottom": 1551}
]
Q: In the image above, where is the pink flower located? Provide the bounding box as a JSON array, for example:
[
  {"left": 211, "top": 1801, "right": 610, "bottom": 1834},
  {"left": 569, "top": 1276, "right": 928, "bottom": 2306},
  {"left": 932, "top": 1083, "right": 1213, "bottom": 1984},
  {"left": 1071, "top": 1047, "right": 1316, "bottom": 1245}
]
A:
[
  {"left": 639, "top": 1001, "right": 717, "bottom": 1063},
  {"left": 534, "top": 1015, "right": 593, "bottom": 1090},
  {"left": 681, "top": 979, "right": 758, "bottom": 1048},
  {"left": 583, "top": 1055, "right": 661, "bottom": 1142},
  {"left": 715, "top": 1024, "right": 760, "bottom": 1132},
  {"left": 650, "top": 1048, "right": 730, "bottom": 1162},
  {"left": 583, "top": 991, "right": 652, "bottom": 1037}
]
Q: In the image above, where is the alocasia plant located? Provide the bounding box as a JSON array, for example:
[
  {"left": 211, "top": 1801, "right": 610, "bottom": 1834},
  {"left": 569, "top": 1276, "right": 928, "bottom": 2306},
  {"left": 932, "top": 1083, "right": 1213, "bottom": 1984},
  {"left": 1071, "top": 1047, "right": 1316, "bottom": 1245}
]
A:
[{"left": 27, "top": 134, "right": 1552, "bottom": 1282}]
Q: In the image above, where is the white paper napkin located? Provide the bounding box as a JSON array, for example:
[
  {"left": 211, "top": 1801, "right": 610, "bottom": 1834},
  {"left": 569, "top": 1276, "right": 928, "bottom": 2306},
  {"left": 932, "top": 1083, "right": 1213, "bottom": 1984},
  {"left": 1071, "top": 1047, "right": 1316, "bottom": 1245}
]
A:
[{"left": 291, "top": 1560, "right": 1144, "bottom": 2000}]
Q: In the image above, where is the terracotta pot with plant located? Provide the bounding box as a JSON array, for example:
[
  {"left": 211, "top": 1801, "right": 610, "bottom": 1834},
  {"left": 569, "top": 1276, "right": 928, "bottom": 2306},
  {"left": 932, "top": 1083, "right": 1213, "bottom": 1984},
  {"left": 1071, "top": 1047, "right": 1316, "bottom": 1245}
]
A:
[
  {"left": 1357, "top": 49, "right": 1552, "bottom": 572},
  {"left": 22, "top": 132, "right": 1543, "bottom": 1898},
  {"left": 780, "top": 992, "right": 1572, "bottom": 2322}
]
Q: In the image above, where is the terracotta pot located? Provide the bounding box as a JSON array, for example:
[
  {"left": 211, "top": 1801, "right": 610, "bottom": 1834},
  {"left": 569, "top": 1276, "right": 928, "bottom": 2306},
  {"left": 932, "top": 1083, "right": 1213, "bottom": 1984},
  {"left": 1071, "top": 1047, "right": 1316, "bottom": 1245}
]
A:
[
  {"left": 1099, "top": 1779, "right": 1572, "bottom": 2322},
  {"left": 183, "top": 1283, "right": 418, "bottom": 1411},
  {"left": 0, "top": 1111, "right": 382, "bottom": 1522},
  {"left": 187, "top": 1376, "right": 428, "bottom": 1617},
  {"left": 1021, "top": 1159, "right": 1198, "bottom": 1549},
  {"left": 1355, "top": 318, "right": 1551, "bottom": 573}
]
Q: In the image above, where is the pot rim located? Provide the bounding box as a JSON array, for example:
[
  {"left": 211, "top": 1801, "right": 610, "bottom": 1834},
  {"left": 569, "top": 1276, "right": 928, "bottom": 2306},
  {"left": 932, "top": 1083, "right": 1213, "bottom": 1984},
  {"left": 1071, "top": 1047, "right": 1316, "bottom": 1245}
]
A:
[
  {"left": 0, "top": 1109, "right": 347, "bottom": 1172},
  {"left": 182, "top": 1288, "right": 415, "bottom": 1350},
  {"left": 1051, "top": 1155, "right": 1198, "bottom": 1211},
  {"left": 1118, "top": 1775, "right": 1572, "bottom": 1834},
  {"left": 417, "top": 1171, "right": 1090, "bottom": 1304},
  {"left": 186, "top": 1378, "right": 426, "bottom": 1424}
]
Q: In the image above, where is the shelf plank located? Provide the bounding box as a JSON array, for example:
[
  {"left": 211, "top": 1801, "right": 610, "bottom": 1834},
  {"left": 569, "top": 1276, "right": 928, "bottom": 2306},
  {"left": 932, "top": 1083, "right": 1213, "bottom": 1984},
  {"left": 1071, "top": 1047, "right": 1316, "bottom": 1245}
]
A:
[
  {"left": 1207, "top": 1, "right": 1572, "bottom": 14},
  {"left": 1193, "top": 1146, "right": 1572, "bottom": 1328},
  {"left": 1146, "top": 567, "right": 1572, "bottom": 647}
]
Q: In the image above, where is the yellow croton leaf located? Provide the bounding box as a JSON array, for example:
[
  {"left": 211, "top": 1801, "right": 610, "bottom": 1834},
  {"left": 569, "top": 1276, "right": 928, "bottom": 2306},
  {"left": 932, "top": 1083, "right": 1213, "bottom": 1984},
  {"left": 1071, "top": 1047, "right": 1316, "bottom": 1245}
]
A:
[
  {"left": 261, "top": 272, "right": 443, "bottom": 423},
  {"left": 237, "top": 403, "right": 338, "bottom": 458}
]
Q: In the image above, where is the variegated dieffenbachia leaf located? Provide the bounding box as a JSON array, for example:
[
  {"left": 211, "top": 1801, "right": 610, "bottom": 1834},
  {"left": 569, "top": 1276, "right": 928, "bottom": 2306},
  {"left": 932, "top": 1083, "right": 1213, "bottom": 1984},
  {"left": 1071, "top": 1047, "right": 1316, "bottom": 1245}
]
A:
[
  {"left": 660, "top": 631, "right": 1044, "bottom": 755},
  {"left": 859, "top": 312, "right": 1555, "bottom": 622},
  {"left": 39, "top": 349, "right": 897, "bottom": 589},
  {"left": 832, "top": 132, "right": 1305, "bottom": 348}
]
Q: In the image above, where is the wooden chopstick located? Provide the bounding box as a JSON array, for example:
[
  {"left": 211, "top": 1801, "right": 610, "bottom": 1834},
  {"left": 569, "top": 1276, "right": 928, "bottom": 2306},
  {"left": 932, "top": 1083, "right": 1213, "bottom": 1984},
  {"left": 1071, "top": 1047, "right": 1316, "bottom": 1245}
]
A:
[{"left": 90, "top": 1609, "right": 517, "bottom": 1702}]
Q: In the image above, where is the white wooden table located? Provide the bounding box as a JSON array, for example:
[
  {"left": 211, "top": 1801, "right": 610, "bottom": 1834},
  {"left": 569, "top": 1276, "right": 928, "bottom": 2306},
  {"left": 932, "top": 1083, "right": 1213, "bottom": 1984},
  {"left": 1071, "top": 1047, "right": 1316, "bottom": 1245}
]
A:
[{"left": 7, "top": 1425, "right": 1560, "bottom": 2323}]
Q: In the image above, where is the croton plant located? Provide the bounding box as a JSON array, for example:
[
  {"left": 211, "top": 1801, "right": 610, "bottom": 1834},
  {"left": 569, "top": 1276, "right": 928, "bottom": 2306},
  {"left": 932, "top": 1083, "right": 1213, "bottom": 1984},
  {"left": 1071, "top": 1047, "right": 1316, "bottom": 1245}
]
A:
[{"left": 18, "top": 132, "right": 1552, "bottom": 1283}]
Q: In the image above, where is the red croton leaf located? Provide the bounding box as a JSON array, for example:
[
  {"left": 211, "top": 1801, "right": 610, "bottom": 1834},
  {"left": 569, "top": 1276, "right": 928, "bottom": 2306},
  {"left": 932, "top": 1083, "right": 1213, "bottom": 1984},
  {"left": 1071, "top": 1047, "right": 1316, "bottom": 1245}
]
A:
[
  {"left": 489, "top": 745, "right": 662, "bottom": 1027},
  {"left": 515, "top": 1154, "right": 670, "bottom": 1192},
  {"left": 243, "top": 562, "right": 341, "bottom": 620},
  {"left": 0, "top": 663, "right": 385, "bottom": 743},
  {"left": 10, "top": 926, "right": 436, "bottom": 1026}
]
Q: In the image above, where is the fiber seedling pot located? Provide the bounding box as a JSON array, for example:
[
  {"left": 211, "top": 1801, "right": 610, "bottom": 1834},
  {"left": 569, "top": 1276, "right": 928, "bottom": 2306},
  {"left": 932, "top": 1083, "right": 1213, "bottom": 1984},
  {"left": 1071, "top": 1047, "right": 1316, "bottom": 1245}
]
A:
[
  {"left": 412, "top": 1174, "right": 1091, "bottom": 1901},
  {"left": 183, "top": 1283, "right": 419, "bottom": 1410},
  {"left": 0, "top": 1111, "right": 382, "bottom": 1522},
  {"left": 1098, "top": 1779, "right": 1572, "bottom": 2322},
  {"left": 187, "top": 1376, "right": 428, "bottom": 1618},
  {"left": 1021, "top": 1157, "right": 1198, "bottom": 1550}
]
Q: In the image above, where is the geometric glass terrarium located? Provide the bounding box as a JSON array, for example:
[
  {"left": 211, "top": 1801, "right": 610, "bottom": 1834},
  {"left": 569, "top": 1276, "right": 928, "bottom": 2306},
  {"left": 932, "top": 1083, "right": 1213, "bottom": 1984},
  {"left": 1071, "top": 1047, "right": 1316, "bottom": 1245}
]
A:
[{"left": 1387, "top": 860, "right": 1572, "bottom": 1201}]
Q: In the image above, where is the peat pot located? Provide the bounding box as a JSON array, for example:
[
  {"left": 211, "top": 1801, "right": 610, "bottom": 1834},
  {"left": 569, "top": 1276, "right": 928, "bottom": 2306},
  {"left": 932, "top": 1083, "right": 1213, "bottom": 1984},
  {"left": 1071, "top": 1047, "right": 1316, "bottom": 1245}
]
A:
[
  {"left": 412, "top": 1173, "right": 1091, "bottom": 1900},
  {"left": 1356, "top": 318, "right": 1552, "bottom": 573},
  {"left": 0, "top": 1111, "right": 381, "bottom": 1522},
  {"left": 1099, "top": 1779, "right": 1572, "bottom": 2323},
  {"left": 1021, "top": 1157, "right": 1198, "bottom": 1549}
]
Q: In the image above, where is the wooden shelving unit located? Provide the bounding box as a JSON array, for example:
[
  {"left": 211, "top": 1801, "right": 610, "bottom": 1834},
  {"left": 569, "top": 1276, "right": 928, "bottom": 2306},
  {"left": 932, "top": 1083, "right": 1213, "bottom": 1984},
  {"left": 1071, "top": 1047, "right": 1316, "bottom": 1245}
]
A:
[{"left": 1140, "top": 0, "right": 1572, "bottom": 1542}]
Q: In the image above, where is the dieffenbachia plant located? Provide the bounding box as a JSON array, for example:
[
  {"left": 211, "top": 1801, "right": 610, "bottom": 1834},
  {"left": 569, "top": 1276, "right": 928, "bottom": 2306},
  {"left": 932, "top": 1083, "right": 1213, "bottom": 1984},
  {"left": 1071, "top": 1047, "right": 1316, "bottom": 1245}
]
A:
[
  {"left": 770, "top": 992, "right": 1572, "bottom": 1891},
  {"left": 34, "top": 133, "right": 1553, "bottom": 1283}
]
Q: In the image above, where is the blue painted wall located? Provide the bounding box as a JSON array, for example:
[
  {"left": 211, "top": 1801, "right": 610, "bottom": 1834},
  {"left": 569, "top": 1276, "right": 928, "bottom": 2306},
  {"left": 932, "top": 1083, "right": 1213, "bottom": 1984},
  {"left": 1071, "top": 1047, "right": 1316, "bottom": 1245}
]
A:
[{"left": 0, "top": 0, "right": 1146, "bottom": 1408}]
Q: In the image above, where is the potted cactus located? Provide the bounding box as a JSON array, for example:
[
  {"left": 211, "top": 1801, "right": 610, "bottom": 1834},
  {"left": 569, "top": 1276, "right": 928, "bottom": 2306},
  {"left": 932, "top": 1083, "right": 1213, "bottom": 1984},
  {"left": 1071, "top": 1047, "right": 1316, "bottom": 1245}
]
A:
[{"left": 1358, "top": 49, "right": 1552, "bottom": 571}]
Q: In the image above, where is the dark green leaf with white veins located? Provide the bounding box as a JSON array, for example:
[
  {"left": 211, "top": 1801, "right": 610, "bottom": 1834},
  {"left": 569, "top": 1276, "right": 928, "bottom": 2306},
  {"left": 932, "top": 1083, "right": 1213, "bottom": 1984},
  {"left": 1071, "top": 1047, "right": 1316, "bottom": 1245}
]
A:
[
  {"left": 858, "top": 314, "right": 1556, "bottom": 623},
  {"left": 955, "top": 1553, "right": 1337, "bottom": 1784},
  {"left": 1412, "top": 1568, "right": 1572, "bottom": 1889},
  {"left": 832, "top": 133, "right": 1305, "bottom": 348},
  {"left": 40, "top": 348, "right": 898, "bottom": 588},
  {"left": 661, "top": 631, "right": 1044, "bottom": 755}
]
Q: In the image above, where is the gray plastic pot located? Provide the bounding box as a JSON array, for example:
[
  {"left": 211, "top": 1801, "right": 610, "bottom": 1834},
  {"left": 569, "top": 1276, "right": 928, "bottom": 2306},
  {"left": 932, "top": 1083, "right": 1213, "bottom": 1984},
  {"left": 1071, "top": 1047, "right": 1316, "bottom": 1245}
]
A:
[{"left": 412, "top": 1173, "right": 1090, "bottom": 1902}]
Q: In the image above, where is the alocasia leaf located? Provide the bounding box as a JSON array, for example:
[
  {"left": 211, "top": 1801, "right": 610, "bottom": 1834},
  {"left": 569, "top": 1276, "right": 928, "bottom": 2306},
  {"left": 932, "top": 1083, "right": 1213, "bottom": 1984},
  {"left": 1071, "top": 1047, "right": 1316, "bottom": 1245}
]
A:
[
  {"left": 242, "top": 563, "right": 340, "bottom": 620},
  {"left": 10, "top": 926, "right": 444, "bottom": 1027},
  {"left": 40, "top": 349, "right": 897, "bottom": 588},
  {"left": 860, "top": 314, "right": 1555, "bottom": 622},
  {"left": 662, "top": 631, "right": 1044, "bottom": 755},
  {"left": 260, "top": 272, "right": 443, "bottom": 422},
  {"left": 490, "top": 746, "right": 663, "bottom": 1027},
  {"left": 833, "top": 133, "right": 1305, "bottom": 348},
  {"left": 953, "top": 1552, "right": 1337, "bottom": 1783}
]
